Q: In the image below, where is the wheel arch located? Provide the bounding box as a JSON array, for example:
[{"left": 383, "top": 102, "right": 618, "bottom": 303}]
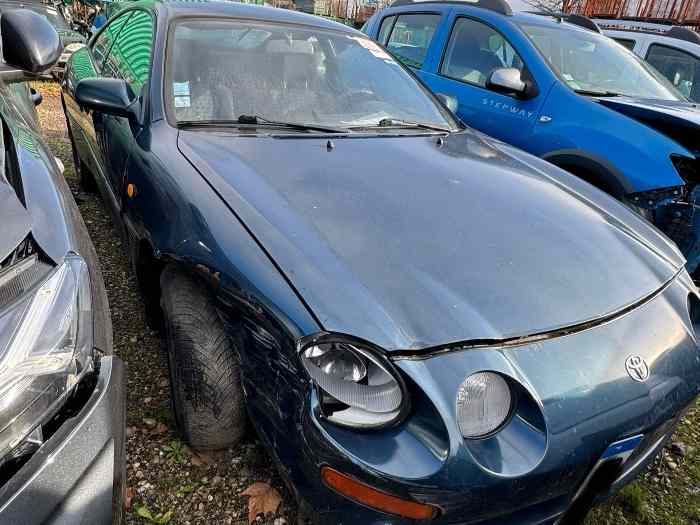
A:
[{"left": 542, "top": 149, "right": 634, "bottom": 200}]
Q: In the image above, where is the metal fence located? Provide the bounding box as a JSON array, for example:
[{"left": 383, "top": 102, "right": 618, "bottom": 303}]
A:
[{"left": 565, "top": 0, "right": 700, "bottom": 29}]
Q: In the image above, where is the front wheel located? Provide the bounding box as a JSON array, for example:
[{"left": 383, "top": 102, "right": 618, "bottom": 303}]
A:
[{"left": 160, "top": 265, "right": 246, "bottom": 450}]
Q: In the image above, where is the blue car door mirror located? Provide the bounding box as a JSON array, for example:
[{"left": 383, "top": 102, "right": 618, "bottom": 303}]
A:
[{"left": 75, "top": 78, "right": 139, "bottom": 121}]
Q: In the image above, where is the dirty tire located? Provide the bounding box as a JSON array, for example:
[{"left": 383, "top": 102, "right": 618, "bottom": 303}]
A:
[
  {"left": 160, "top": 265, "right": 246, "bottom": 450},
  {"left": 62, "top": 97, "right": 97, "bottom": 193}
]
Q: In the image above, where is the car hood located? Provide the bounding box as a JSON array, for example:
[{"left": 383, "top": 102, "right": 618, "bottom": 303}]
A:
[
  {"left": 596, "top": 96, "right": 700, "bottom": 154},
  {"left": 178, "top": 130, "right": 683, "bottom": 351}
]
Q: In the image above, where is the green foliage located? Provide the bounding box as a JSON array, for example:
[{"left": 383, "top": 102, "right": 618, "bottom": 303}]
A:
[
  {"left": 617, "top": 483, "right": 646, "bottom": 516},
  {"left": 134, "top": 503, "right": 173, "bottom": 524},
  {"left": 163, "top": 439, "right": 187, "bottom": 465}
]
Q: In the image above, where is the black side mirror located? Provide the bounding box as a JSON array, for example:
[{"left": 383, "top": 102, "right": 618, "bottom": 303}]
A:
[
  {"left": 486, "top": 68, "right": 537, "bottom": 99},
  {"left": 436, "top": 93, "right": 458, "bottom": 113},
  {"left": 75, "top": 78, "right": 139, "bottom": 120},
  {"left": 1, "top": 9, "right": 61, "bottom": 73}
]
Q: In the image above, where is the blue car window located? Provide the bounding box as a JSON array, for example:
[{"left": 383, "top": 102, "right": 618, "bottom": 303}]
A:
[
  {"left": 385, "top": 14, "right": 440, "bottom": 68},
  {"left": 441, "top": 18, "right": 523, "bottom": 87},
  {"left": 91, "top": 11, "right": 133, "bottom": 73},
  {"left": 646, "top": 44, "right": 700, "bottom": 102},
  {"left": 101, "top": 10, "right": 155, "bottom": 95},
  {"left": 377, "top": 15, "right": 396, "bottom": 45}
]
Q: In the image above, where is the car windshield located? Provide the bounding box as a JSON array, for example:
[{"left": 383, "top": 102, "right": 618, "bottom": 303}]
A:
[
  {"left": 520, "top": 23, "right": 686, "bottom": 101},
  {"left": 167, "top": 19, "right": 458, "bottom": 131}
]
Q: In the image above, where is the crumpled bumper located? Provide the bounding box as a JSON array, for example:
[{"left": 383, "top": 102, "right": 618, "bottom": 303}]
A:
[{"left": 0, "top": 356, "right": 126, "bottom": 525}]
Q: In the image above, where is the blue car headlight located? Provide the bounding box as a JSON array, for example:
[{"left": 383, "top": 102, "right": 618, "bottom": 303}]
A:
[
  {"left": 299, "top": 335, "right": 409, "bottom": 429},
  {"left": 0, "top": 253, "right": 93, "bottom": 460}
]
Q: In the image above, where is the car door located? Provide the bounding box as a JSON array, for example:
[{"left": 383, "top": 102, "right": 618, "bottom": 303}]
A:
[
  {"left": 64, "top": 10, "right": 133, "bottom": 188},
  {"left": 97, "top": 9, "right": 155, "bottom": 211},
  {"left": 646, "top": 43, "right": 700, "bottom": 102},
  {"left": 420, "top": 15, "right": 544, "bottom": 149}
]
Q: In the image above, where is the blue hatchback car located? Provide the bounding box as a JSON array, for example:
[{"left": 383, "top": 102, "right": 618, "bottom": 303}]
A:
[{"left": 364, "top": 1, "right": 700, "bottom": 274}]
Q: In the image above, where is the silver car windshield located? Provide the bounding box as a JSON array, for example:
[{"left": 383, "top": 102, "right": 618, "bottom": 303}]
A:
[
  {"left": 521, "top": 23, "right": 686, "bottom": 101},
  {"left": 167, "top": 19, "right": 458, "bottom": 130}
]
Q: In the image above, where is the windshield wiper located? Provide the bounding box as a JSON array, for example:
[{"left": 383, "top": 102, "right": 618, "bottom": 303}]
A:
[
  {"left": 178, "top": 116, "right": 348, "bottom": 134},
  {"left": 574, "top": 89, "right": 622, "bottom": 97},
  {"left": 352, "top": 118, "right": 452, "bottom": 133}
]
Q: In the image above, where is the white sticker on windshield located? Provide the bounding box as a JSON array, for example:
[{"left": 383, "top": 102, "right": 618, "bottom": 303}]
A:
[
  {"left": 173, "top": 81, "right": 190, "bottom": 97},
  {"left": 174, "top": 96, "right": 191, "bottom": 108},
  {"left": 352, "top": 37, "right": 392, "bottom": 60}
]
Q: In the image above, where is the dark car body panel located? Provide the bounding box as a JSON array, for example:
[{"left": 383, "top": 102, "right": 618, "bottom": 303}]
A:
[{"left": 62, "top": 1, "right": 699, "bottom": 523}]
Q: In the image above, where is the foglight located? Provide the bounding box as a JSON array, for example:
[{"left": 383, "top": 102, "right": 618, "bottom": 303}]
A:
[
  {"left": 457, "top": 372, "right": 512, "bottom": 438},
  {"left": 0, "top": 254, "right": 93, "bottom": 459}
]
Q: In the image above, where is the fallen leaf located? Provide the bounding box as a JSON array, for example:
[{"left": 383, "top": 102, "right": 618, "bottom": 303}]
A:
[
  {"left": 124, "top": 487, "right": 135, "bottom": 512},
  {"left": 241, "top": 482, "right": 282, "bottom": 524},
  {"left": 153, "top": 423, "right": 168, "bottom": 434}
]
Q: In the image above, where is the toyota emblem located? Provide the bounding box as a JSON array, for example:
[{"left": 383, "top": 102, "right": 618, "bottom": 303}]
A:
[{"left": 625, "top": 355, "right": 650, "bottom": 382}]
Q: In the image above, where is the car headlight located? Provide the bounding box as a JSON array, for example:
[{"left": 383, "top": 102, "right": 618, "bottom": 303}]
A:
[
  {"left": 457, "top": 372, "right": 513, "bottom": 438},
  {"left": 299, "top": 335, "right": 409, "bottom": 429},
  {"left": 0, "top": 253, "right": 93, "bottom": 460}
]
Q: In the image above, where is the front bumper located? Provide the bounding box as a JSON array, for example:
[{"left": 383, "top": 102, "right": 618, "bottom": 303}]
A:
[
  {"left": 246, "top": 272, "right": 700, "bottom": 525},
  {"left": 0, "top": 355, "right": 126, "bottom": 525}
]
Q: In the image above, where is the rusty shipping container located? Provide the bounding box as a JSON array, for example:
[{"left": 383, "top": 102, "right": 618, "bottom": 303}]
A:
[{"left": 565, "top": 0, "right": 700, "bottom": 26}]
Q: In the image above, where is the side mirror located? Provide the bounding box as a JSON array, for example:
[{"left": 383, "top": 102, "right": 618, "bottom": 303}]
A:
[
  {"left": 75, "top": 78, "right": 138, "bottom": 120},
  {"left": 486, "top": 68, "right": 534, "bottom": 99},
  {"left": 1, "top": 9, "right": 61, "bottom": 73},
  {"left": 436, "top": 93, "right": 458, "bottom": 113}
]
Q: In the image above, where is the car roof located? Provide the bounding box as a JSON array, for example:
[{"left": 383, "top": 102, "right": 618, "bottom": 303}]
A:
[
  {"left": 382, "top": 2, "right": 601, "bottom": 35},
  {"left": 127, "top": 0, "right": 359, "bottom": 34},
  {"left": 604, "top": 27, "right": 700, "bottom": 50}
]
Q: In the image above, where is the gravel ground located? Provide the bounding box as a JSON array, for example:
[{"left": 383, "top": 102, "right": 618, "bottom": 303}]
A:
[{"left": 32, "top": 80, "right": 700, "bottom": 525}]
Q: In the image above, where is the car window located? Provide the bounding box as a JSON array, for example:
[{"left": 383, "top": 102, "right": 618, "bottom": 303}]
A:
[
  {"left": 646, "top": 43, "right": 700, "bottom": 101},
  {"left": 167, "top": 19, "right": 458, "bottom": 130},
  {"left": 613, "top": 38, "right": 636, "bottom": 51},
  {"left": 385, "top": 14, "right": 440, "bottom": 68},
  {"left": 441, "top": 18, "right": 524, "bottom": 87},
  {"left": 377, "top": 15, "right": 396, "bottom": 45},
  {"left": 101, "top": 11, "right": 155, "bottom": 95},
  {"left": 92, "top": 11, "right": 133, "bottom": 72},
  {"left": 521, "top": 23, "right": 685, "bottom": 100}
]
